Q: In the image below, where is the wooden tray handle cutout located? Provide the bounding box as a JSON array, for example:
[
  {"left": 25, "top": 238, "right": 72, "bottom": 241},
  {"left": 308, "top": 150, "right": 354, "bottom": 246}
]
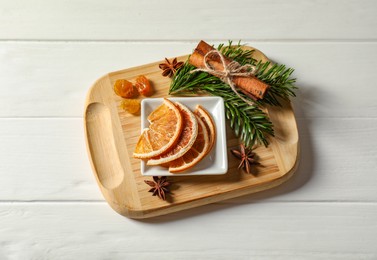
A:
[{"left": 85, "top": 102, "right": 124, "bottom": 189}]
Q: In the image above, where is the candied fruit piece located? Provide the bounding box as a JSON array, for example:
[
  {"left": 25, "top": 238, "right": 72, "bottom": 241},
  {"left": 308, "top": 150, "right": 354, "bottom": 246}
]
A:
[
  {"left": 114, "top": 79, "right": 138, "bottom": 98},
  {"left": 120, "top": 99, "right": 140, "bottom": 114},
  {"left": 135, "top": 75, "right": 153, "bottom": 96}
]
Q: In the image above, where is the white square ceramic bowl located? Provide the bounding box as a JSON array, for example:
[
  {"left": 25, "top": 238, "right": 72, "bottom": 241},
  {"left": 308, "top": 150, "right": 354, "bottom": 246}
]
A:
[{"left": 140, "top": 96, "right": 228, "bottom": 176}]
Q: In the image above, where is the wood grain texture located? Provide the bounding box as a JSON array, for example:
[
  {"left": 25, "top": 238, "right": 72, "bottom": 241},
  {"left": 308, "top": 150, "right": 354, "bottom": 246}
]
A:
[
  {"left": 0, "top": 118, "right": 376, "bottom": 202},
  {"left": 1, "top": 42, "right": 376, "bottom": 117},
  {"left": 1, "top": 0, "right": 377, "bottom": 256},
  {"left": 84, "top": 48, "right": 299, "bottom": 218},
  {"left": 0, "top": 203, "right": 376, "bottom": 259},
  {"left": 0, "top": 0, "right": 376, "bottom": 40}
]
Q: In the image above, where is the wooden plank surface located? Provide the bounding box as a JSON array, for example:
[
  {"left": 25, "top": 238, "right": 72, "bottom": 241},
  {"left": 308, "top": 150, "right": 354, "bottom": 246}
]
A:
[
  {"left": 1, "top": 0, "right": 377, "bottom": 257},
  {"left": 0, "top": 118, "right": 376, "bottom": 202},
  {"left": 0, "top": 203, "right": 376, "bottom": 259},
  {"left": 0, "top": 42, "right": 376, "bottom": 117},
  {"left": 0, "top": 0, "right": 376, "bottom": 40}
]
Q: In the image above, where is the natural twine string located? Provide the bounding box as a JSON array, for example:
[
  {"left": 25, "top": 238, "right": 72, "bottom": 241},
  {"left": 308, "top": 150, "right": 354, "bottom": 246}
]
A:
[{"left": 191, "top": 49, "right": 257, "bottom": 105}]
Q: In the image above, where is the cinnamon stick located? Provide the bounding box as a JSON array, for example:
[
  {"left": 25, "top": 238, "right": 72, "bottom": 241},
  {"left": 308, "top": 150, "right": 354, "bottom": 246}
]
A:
[{"left": 188, "top": 40, "right": 269, "bottom": 100}]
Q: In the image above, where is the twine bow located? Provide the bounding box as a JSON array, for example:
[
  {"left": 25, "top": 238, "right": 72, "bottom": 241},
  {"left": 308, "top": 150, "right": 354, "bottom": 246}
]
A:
[{"left": 191, "top": 49, "right": 257, "bottom": 105}]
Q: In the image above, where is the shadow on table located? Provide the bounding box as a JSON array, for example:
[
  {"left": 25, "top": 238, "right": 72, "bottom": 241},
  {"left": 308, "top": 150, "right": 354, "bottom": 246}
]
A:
[{"left": 138, "top": 85, "right": 319, "bottom": 224}]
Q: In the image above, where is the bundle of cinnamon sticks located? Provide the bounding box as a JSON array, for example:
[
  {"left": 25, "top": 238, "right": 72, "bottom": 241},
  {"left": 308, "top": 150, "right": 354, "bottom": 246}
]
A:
[{"left": 188, "top": 40, "right": 269, "bottom": 100}]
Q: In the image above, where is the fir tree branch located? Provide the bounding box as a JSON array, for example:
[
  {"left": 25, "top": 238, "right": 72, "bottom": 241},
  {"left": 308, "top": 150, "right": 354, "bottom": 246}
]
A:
[
  {"left": 168, "top": 41, "right": 297, "bottom": 147},
  {"left": 169, "top": 62, "right": 274, "bottom": 147},
  {"left": 254, "top": 61, "right": 297, "bottom": 106}
]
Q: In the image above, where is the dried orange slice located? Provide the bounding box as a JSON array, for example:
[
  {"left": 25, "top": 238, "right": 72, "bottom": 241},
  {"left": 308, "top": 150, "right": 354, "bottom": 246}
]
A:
[
  {"left": 133, "top": 98, "right": 182, "bottom": 159},
  {"left": 169, "top": 115, "right": 210, "bottom": 173},
  {"left": 147, "top": 102, "right": 198, "bottom": 166},
  {"left": 194, "top": 105, "right": 216, "bottom": 155}
]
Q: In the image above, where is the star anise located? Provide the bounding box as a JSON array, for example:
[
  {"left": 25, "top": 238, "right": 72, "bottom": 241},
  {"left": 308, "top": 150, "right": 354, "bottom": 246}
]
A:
[
  {"left": 159, "top": 57, "right": 184, "bottom": 78},
  {"left": 230, "top": 144, "right": 259, "bottom": 174},
  {"left": 144, "top": 176, "right": 171, "bottom": 200}
]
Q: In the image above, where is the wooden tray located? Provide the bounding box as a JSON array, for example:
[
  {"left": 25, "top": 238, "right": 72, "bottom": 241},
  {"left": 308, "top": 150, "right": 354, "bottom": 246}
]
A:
[{"left": 84, "top": 47, "right": 299, "bottom": 219}]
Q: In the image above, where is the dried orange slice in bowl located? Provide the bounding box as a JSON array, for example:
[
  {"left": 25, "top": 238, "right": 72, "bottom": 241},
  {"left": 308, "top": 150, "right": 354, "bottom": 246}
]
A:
[
  {"left": 133, "top": 98, "right": 183, "bottom": 159},
  {"left": 169, "top": 114, "right": 210, "bottom": 173},
  {"left": 194, "top": 105, "right": 216, "bottom": 155},
  {"left": 147, "top": 101, "right": 198, "bottom": 166},
  {"left": 140, "top": 97, "right": 228, "bottom": 176}
]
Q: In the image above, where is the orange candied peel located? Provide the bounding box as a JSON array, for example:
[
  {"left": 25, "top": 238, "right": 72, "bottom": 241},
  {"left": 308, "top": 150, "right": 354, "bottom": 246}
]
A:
[
  {"left": 114, "top": 79, "right": 138, "bottom": 98},
  {"left": 135, "top": 75, "right": 153, "bottom": 96},
  {"left": 120, "top": 99, "right": 140, "bottom": 114}
]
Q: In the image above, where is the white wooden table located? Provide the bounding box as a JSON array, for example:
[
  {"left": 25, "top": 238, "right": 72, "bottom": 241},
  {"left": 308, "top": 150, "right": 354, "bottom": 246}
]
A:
[{"left": 1, "top": 1, "right": 376, "bottom": 259}]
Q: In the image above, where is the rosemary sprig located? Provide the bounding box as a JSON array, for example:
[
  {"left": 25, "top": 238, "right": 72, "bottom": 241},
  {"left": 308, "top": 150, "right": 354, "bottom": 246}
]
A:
[{"left": 169, "top": 41, "right": 297, "bottom": 147}]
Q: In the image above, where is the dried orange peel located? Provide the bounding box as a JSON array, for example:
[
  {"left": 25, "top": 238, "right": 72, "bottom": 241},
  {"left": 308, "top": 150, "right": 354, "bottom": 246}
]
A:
[
  {"left": 169, "top": 114, "right": 210, "bottom": 173},
  {"left": 147, "top": 102, "right": 198, "bottom": 166},
  {"left": 133, "top": 99, "right": 216, "bottom": 173},
  {"left": 194, "top": 105, "right": 216, "bottom": 155},
  {"left": 133, "top": 98, "right": 183, "bottom": 159}
]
